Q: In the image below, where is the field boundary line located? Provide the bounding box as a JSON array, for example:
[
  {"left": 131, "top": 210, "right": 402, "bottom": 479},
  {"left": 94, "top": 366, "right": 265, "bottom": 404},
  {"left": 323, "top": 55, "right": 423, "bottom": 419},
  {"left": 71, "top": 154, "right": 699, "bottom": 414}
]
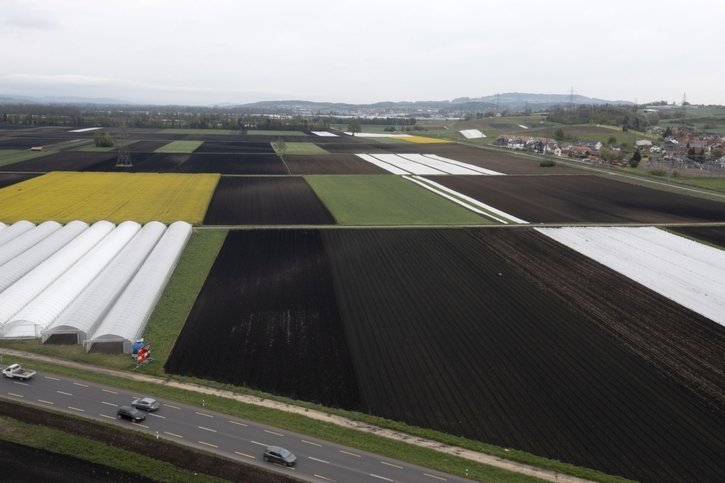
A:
[{"left": 0, "top": 348, "right": 593, "bottom": 483}]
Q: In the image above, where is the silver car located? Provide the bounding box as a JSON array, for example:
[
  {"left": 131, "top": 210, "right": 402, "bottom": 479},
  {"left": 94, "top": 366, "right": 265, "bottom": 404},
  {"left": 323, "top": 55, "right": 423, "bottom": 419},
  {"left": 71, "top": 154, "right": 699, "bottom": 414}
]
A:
[{"left": 131, "top": 397, "right": 160, "bottom": 411}]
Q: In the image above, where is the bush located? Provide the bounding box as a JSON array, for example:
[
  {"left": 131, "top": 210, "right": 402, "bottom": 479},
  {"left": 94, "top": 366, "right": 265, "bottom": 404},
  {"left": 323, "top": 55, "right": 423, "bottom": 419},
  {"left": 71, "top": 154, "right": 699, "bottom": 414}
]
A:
[
  {"left": 540, "top": 159, "right": 556, "bottom": 167},
  {"left": 649, "top": 169, "right": 667, "bottom": 177},
  {"left": 93, "top": 131, "right": 114, "bottom": 147}
]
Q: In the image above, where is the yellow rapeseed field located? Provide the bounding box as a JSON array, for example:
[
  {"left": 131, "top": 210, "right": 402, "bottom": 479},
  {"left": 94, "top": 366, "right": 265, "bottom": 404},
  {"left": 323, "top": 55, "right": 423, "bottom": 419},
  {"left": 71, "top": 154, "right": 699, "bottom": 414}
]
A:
[
  {"left": 399, "top": 135, "right": 452, "bottom": 144},
  {"left": 0, "top": 172, "right": 219, "bottom": 224}
]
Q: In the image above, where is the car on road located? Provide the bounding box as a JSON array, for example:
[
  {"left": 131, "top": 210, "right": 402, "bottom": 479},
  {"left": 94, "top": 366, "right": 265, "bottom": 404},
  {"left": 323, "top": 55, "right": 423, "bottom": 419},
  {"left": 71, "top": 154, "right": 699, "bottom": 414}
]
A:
[
  {"left": 131, "top": 397, "right": 160, "bottom": 411},
  {"left": 117, "top": 405, "right": 146, "bottom": 422},
  {"left": 263, "top": 446, "right": 296, "bottom": 467}
]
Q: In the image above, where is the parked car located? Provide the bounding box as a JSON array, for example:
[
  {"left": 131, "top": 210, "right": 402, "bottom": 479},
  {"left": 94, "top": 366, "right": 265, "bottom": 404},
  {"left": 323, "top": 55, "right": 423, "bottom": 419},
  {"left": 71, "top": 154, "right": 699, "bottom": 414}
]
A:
[
  {"left": 117, "top": 405, "right": 146, "bottom": 422},
  {"left": 263, "top": 446, "right": 296, "bottom": 467},
  {"left": 131, "top": 397, "right": 160, "bottom": 411}
]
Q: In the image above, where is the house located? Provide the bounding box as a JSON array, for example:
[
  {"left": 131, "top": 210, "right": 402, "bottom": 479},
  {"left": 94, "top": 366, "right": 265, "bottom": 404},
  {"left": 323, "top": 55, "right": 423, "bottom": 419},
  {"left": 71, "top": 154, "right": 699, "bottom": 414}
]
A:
[{"left": 635, "top": 139, "right": 653, "bottom": 148}]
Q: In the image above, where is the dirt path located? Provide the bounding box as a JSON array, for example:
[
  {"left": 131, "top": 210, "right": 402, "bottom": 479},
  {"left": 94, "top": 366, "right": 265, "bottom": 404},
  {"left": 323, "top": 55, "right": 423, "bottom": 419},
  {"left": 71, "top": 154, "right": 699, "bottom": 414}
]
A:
[{"left": 1, "top": 348, "right": 592, "bottom": 483}]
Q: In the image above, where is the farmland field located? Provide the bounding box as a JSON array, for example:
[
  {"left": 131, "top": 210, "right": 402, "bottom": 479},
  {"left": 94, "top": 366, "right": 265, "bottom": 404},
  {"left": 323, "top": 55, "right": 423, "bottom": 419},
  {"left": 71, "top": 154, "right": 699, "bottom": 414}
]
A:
[
  {"left": 0, "top": 149, "right": 55, "bottom": 167},
  {"left": 245, "top": 130, "right": 306, "bottom": 136},
  {"left": 0, "top": 152, "right": 118, "bottom": 172},
  {"left": 0, "top": 172, "right": 219, "bottom": 224},
  {"left": 426, "top": 174, "right": 725, "bottom": 223},
  {"left": 285, "top": 154, "right": 387, "bottom": 174},
  {"left": 160, "top": 128, "right": 239, "bottom": 135},
  {"left": 669, "top": 225, "right": 725, "bottom": 248},
  {"left": 164, "top": 229, "right": 359, "bottom": 408},
  {"left": 272, "top": 142, "right": 329, "bottom": 156},
  {"left": 0, "top": 173, "right": 39, "bottom": 189},
  {"left": 306, "top": 175, "right": 487, "bottom": 225},
  {"left": 154, "top": 140, "right": 203, "bottom": 153},
  {"left": 164, "top": 227, "right": 725, "bottom": 482},
  {"left": 196, "top": 141, "right": 276, "bottom": 153},
  {"left": 202, "top": 176, "right": 334, "bottom": 225}
]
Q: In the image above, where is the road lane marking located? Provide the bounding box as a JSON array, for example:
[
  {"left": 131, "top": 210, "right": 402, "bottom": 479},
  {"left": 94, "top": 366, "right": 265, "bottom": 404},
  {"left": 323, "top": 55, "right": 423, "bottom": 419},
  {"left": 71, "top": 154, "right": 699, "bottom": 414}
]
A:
[
  {"left": 264, "top": 429, "right": 284, "bottom": 437},
  {"left": 228, "top": 420, "right": 247, "bottom": 427},
  {"left": 57, "top": 391, "right": 72, "bottom": 396},
  {"left": 68, "top": 406, "right": 85, "bottom": 412},
  {"left": 164, "top": 404, "right": 181, "bottom": 410},
  {"left": 73, "top": 382, "right": 89, "bottom": 388},
  {"left": 370, "top": 474, "right": 394, "bottom": 482},
  {"left": 7, "top": 392, "right": 23, "bottom": 398},
  {"left": 102, "top": 389, "right": 118, "bottom": 395},
  {"left": 132, "top": 422, "right": 149, "bottom": 429},
  {"left": 164, "top": 431, "right": 183, "bottom": 439},
  {"left": 250, "top": 440, "right": 267, "bottom": 447},
  {"left": 424, "top": 474, "right": 447, "bottom": 481},
  {"left": 195, "top": 411, "right": 213, "bottom": 418},
  {"left": 38, "top": 399, "right": 54, "bottom": 405},
  {"left": 314, "top": 474, "right": 334, "bottom": 481},
  {"left": 308, "top": 456, "right": 329, "bottom": 464},
  {"left": 100, "top": 414, "right": 116, "bottom": 420},
  {"left": 198, "top": 441, "right": 218, "bottom": 448},
  {"left": 45, "top": 376, "right": 60, "bottom": 381},
  {"left": 198, "top": 426, "right": 217, "bottom": 433},
  {"left": 149, "top": 413, "right": 166, "bottom": 419},
  {"left": 101, "top": 401, "right": 117, "bottom": 407},
  {"left": 235, "top": 451, "right": 255, "bottom": 459},
  {"left": 380, "top": 461, "right": 404, "bottom": 469},
  {"left": 13, "top": 381, "right": 28, "bottom": 386},
  {"left": 301, "top": 439, "right": 322, "bottom": 447},
  {"left": 339, "top": 450, "right": 361, "bottom": 458}
]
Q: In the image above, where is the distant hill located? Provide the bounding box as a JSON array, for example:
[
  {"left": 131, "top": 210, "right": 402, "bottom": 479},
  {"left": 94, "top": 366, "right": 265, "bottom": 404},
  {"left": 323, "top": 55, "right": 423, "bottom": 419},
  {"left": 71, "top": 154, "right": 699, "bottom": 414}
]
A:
[
  {"left": 0, "top": 94, "right": 131, "bottom": 105},
  {"left": 238, "top": 93, "right": 633, "bottom": 113}
]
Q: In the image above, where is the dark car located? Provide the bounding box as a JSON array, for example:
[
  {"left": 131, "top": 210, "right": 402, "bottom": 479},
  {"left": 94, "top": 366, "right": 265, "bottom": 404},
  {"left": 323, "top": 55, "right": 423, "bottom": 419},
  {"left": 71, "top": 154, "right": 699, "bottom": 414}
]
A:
[
  {"left": 263, "top": 446, "right": 296, "bottom": 467},
  {"left": 131, "top": 397, "right": 160, "bottom": 411},
  {"left": 117, "top": 405, "right": 146, "bottom": 422}
]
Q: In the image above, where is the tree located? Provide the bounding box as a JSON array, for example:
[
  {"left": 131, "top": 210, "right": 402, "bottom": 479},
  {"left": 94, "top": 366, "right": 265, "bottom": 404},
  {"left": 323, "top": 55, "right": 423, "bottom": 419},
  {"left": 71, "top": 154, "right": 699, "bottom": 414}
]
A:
[
  {"left": 607, "top": 136, "right": 617, "bottom": 145},
  {"left": 94, "top": 130, "right": 113, "bottom": 147},
  {"left": 554, "top": 128, "right": 565, "bottom": 141},
  {"left": 630, "top": 150, "right": 641, "bottom": 168},
  {"left": 274, "top": 137, "right": 287, "bottom": 159},
  {"left": 347, "top": 122, "right": 361, "bottom": 136}
]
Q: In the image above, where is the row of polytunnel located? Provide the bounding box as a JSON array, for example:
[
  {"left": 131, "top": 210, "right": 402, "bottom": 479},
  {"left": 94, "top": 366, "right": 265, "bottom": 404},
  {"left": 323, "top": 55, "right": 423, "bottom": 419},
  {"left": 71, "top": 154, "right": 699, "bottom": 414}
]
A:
[{"left": 0, "top": 219, "right": 192, "bottom": 352}]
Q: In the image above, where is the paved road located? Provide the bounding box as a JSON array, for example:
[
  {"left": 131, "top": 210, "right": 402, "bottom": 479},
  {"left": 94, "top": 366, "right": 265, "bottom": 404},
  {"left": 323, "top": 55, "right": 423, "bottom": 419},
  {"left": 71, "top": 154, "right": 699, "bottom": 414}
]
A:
[{"left": 0, "top": 367, "right": 472, "bottom": 483}]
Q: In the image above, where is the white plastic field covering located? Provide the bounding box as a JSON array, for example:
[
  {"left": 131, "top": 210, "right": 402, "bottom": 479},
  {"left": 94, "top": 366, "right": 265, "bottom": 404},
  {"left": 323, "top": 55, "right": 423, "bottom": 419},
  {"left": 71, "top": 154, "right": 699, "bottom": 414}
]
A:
[
  {"left": 459, "top": 129, "right": 486, "bottom": 139},
  {"left": 537, "top": 227, "right": 725, "bottom": 327},
  {"left": 44, "top": 221, "right": 167, "bottom": 343},
  {"left": 0, "top": 221, "right": 62, "bottom": 267},
  {"left": 0, "top": 222, "right": 5, "bottom": 233},
  {"left": 88, "top": 221, "right": 192, "bottom": 352},
  {"left": 3, "top": 221, "right": 141, "bottom": 339},
  {"left": 517, "top": 124, "right": 529, "bottom": 129},
  {"left": 0, "top": 221, "right": 89, "bottom": 293},
  {"left": 311, "top": 131, "right": 338, "bottom": 137},
  {"left": 0, "top": 221, "right": 114, "bottom": 329},
  {"left": 355, "top": 153, "right": 503, "bottom": 176},
  {"left": 0, "top": 220, "right": 35, "bottom": 248},
  {"left": 68, "top": 127, "right": 102, "bottom": 132},
  {"left": 344, "top": 132, "right": 412, "bottom": 138}
]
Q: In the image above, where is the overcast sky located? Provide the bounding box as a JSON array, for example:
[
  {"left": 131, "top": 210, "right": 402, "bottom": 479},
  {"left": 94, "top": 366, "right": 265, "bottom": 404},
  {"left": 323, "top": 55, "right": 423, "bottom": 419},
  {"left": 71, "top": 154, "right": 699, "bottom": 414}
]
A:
[{"left": 1, "top": 0, "right": 722, "bottom": 106}]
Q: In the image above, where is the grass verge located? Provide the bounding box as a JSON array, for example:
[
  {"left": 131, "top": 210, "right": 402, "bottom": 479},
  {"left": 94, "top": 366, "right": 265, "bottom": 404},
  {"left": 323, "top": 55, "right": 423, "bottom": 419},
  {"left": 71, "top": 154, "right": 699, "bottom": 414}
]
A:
[
  {"left": 306, "top": 175, "right": 487, "bottom": 225},
  {"left": 0, "top": 415, "right": 224, "bottom": 482}
]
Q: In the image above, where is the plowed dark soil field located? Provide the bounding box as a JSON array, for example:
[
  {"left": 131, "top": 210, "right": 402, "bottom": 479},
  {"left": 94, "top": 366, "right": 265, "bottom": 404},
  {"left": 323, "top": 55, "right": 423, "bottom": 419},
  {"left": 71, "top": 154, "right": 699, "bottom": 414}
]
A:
[
  {"left": 166, "top": 227, "right": 725, "bottom": 482},
  {"left": 83, "top": 153, "right": 288, "bottom": 174},
  {"left": 1, "top": 151, "right": 118, "bottom": 172},
  {"left": 427, "top": 174, "right": 725, "bottom": 223},
  {"left": 165, "top": 229, "right": 359, "bottom": 407},
  {"left": 285, "top": 154, "right": 388, "bottom": 174},
  {"left": 0, "top": 173, "right": 38, "bottom": 188},
  {"left": 202, "top": 176, "right": 335, "bottom": 225},
  {"left": 670, "top": 225, "right": 725, "bottom": 248}
]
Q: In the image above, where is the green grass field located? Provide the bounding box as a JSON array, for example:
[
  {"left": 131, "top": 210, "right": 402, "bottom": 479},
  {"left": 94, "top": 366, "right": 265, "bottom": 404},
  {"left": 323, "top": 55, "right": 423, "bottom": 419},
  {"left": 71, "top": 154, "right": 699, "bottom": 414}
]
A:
[
  {"left": 154, "top": 140, "right": 204, "bottom": 153},
  {"left": 306, "top": 175, "right": 488, "bottom": 225},
  {"left": 246, "top": 129, "right": 307, "bottom": 136},
  {"left": 272, "top": 141, "right": 329, "bottom": 155},
  {"left": 0, "top": 149, "right": 56, "bottom": 167},
  {"left": 674, "top": 177, "right": 725, "bottom": 193},
  {"left": 74, "top": 139, "right": 136, "bottom": 152},
  {"left": 160, "top": 128, "right": 239, "bottom": 135}
]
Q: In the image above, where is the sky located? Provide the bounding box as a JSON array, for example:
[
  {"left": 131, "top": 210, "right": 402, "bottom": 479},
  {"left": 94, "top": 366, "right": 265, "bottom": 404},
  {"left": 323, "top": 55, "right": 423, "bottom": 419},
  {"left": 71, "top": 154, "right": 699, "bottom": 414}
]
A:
[{"left": 0, "top": 0, "right": 723, "bottom": 106}]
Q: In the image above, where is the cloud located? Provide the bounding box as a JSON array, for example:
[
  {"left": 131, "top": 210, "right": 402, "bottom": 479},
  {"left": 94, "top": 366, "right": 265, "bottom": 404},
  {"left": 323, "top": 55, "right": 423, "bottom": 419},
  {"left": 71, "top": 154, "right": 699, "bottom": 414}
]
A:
[{"left": 0, "top": 1, "right": 57, "bottom": 30}]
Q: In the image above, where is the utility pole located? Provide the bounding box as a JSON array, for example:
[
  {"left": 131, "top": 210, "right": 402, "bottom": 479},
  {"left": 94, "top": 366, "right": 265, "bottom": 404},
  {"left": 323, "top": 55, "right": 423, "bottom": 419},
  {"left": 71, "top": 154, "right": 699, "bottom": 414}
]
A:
[
  {"left": 115, "top": 121, "right": 132, "bottom": 168},
  {"left": 569, "top": 86, "right": 575, "bottom": 110}
]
